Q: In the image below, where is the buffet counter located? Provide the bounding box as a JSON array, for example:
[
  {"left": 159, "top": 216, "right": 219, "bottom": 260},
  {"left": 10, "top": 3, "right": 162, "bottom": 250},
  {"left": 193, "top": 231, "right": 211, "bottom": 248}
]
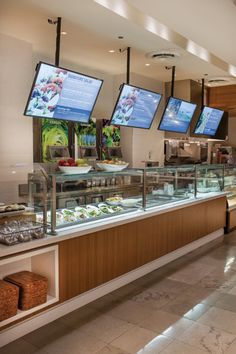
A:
[
  {"left": 0, "top": 191, "right": 226, "bottom": 347},
  {"left": 0, "top": 164, "right": 229, "bottom": 346}
]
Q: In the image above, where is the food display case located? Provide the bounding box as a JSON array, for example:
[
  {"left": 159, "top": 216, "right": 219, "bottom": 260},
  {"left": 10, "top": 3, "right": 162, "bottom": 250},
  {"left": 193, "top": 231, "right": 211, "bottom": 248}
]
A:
[
  {"left": 196, "top": 164, "right": 224, "bottom": 194},
  {"left": 144, "top": 165, "right": 196, "bottom": 209},
  {"left": 29, "top": 166, "right": 144, "bottom": 234},
  {"left": 223, "top": 165, "right": 236, "bottom": 232},
  {"left": 27, "top": 163, "right": 228, "bottom": 235}
]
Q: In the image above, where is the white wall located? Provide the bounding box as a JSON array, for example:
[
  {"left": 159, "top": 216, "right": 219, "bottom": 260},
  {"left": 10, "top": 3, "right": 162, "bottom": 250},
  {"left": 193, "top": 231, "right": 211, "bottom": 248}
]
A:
[{"left": 0, "top": 33, "right": 34, "bottom": 202}]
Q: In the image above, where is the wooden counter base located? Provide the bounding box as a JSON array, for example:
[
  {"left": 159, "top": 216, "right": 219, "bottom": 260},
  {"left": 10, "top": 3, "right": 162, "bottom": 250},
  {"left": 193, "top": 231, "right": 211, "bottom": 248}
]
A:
[{"left": 59, "top": 196, "right": 226, "bottom": 302}]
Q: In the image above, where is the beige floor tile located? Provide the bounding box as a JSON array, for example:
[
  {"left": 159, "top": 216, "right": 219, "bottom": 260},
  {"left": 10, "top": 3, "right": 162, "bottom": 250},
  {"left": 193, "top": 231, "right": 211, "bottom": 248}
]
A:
[
  {"left": 228, "top": 285, "right": 236, "bottom": 295},
  {"left": 23, "top": 320, "right": 71, "bottom": 349},
  {"left": 161, "top": 317, "right": 195, "bottom": 338},
  {"left": 198, "top": 306, "right": 236, "bottom": 334},
  {"left": 167, "top": 261, "right": 216, "bottom": 285},
  {"left": 90, "top": 293, "right": 122, "bottom": 312},
  {"left": 183, "top": 303, "right": 210, "bottom": 321},
  {"left": 214, "top": 293, "right": 236, "bottom": 313},
  {"left": 111, "top": 326, "right": 171, "bottom": 353},
  {"left": 161, "top": 297, "right": 199, "bottom": 316},
  {"left": 161, "top": 340, "right": 208, "bottom": 354},
  {"left": 94, "top": 344, "right": 129, "bottom": 354},
  {"left": 0, "top": 339, "right": 38, "bottom": 354},
  {"left": 179, "top": 322, "right": 236, "bottom": 353},
  {"left": 136, "top": 335, "right": 174, "bottom": 353},
  {"left": 139, "top": 309, "right": 191, "bottom": 335},
  {"left": 147, "top": 278, "right": 190, "bottom": 295},
  {"left": 131, "top": 287, "right": 177, "bottom": 310},
  {"left": 41, "top": 329, "right": 106, "bottom": 354},
  {"left": 197, "top": 268, "right": 236, "bottom": 292},
  {"left": 58, "top": 306, "right": 100, "bottom": 329},
  {"left": 79, "top": 314, "right": 134, "bottom": 343},
  {"left": 200, "top": 289, "right": 223, "bottom": 306},
  {"left": 107, "top": 300, "right": 154, "bottom": 325},
  {"left": 225, "top": 338, "right": 236, "bottom": 354}
]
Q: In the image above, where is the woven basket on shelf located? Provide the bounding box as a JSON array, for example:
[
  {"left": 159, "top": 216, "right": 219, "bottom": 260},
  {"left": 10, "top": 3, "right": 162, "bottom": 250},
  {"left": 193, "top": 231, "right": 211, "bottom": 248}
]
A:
[
  {"left": 0, "top": 279, "right": 19, "bottom": 321},
  {"left": 4, "top": 271, "right": 48, "bottom": 311}
]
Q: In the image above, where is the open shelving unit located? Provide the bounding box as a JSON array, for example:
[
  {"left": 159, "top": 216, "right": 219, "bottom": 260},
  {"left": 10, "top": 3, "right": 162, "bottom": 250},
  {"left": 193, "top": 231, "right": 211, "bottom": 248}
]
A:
[{"left": 0, "top": 245, "right": 59, "bottom": 328}]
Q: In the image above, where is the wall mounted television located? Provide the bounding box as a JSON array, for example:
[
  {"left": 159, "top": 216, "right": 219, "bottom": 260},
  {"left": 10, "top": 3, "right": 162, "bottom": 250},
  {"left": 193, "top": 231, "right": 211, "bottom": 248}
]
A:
[
  {"left": 194, "top": 106, "right": 224, "bottom": 136},
  {"left": 110, "top": 83, "right": 162, "bottom": 129},
  {"left": 158, "top": 97, "right": 197, "bottom": 133},
  {"left": 24, "top": 62, "right": 103, "bottom": 123}
]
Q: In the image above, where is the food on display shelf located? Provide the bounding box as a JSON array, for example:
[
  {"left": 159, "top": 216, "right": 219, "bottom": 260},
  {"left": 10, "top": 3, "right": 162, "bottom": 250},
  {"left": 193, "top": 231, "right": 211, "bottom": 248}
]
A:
[
  {"left": 0, "top": 204, "right": 25, "bottom": 213},
  {"left": 106, "top": 196, "right": 123, "bottom": 205},
  {"left": 37, "top": 202, "right": 126, "bottom": 226},
  {"left": 97, "top": 203, "right": 114, "bottom": 214},
  {"left": 86, "top": 205, "right": 103, "bottom": 217},
  {"left": 58, "top": 158, "right": 89, "bottom": 167},
  {"left": 102, "top": 159, "right": 127, "bottom": 165}
]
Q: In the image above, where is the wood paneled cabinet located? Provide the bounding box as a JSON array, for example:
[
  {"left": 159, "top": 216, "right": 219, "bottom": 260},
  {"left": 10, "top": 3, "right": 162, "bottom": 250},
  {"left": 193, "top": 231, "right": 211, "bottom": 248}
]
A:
[{"left": 59, "top": 196, "right": 226, "bottom": 302}]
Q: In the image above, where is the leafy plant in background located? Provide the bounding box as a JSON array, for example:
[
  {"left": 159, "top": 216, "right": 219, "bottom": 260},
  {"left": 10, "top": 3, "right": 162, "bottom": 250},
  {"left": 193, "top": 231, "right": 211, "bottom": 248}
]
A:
[
  {"left": 75, "top": 118, "right": 96, "bottom": 147},
  {"left": 42, "top": 119, "right": 68, "bottom": 161},
  {"left": 102, "top": 120, "right": 121, "bottom": 159}
]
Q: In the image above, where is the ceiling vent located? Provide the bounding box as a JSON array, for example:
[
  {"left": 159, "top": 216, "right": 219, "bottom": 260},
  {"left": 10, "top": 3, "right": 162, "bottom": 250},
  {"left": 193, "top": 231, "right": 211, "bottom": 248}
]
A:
[
  {"left": 206, "top": 76, "right": 236, "bottom": 86},
  {"left": 208, "top": 79, "right": 228, "bottom": 84},
  {"left": 146, "top": 50, "right": 181, "bottom": 64}
]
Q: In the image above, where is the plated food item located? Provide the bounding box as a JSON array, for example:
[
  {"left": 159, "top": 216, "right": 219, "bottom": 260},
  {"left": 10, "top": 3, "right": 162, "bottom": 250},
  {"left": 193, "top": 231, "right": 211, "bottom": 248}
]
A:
[
  {"left": 106, "top": 196, "right": 123, "bottom": 205},
  {"left": 58, "top": 158, "right": 92, "bottom": 174},
  {"left": 96, "top": 159, "right": 129, "bottom": 172},
  {"left": 0, "top": 204, "right": 25, "bottom": 213}
]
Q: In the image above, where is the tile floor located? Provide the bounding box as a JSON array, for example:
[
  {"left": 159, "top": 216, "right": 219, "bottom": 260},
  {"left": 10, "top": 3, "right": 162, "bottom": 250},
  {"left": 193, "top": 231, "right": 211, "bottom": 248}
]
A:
[{"left": 2, "top": 231, "right": 236, "bottom": 353}]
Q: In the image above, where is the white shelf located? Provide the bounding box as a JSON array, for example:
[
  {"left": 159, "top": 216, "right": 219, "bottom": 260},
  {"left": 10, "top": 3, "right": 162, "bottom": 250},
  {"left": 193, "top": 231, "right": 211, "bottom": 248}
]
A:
[{"left": 0, "top": 245, "right": 59, "bottom": 329}]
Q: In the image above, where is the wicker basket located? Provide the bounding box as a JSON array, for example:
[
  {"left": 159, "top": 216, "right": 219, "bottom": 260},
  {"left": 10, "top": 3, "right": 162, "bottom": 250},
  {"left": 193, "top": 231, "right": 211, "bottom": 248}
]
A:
[
  {"left": 0, "top": 279, "right": 19, "bottom": 321},
  {"left": 4, "top": 271, "right": 48, "bottom": 311}
]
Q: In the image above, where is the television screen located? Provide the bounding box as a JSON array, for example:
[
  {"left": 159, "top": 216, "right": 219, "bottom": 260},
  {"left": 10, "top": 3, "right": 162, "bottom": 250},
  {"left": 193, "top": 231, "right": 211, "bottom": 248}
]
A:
[
  {"left": 194, "top": 106, "right": 224, "bottom": 136},
  {"left": 158, "top": 97, "right": 197, "bottom": 133},
  {"left": 110, "top": 84, "right": 162, "bottom": 129},
  {"left": 24, "top": 62, "right": 103, "bottom": 123}
]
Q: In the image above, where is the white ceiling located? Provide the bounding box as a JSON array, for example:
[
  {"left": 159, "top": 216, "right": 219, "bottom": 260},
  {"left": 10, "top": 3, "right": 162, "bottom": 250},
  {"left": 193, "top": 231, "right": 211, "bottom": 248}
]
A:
[{"left": 0, "top": 0, "right": 235, "bottom": 82}]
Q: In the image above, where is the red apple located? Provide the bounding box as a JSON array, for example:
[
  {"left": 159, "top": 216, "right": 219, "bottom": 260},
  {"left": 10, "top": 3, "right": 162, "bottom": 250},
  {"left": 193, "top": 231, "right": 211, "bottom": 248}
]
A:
[
  {"left": 67, "top": 158, "right": 75, "bottom": 165},
  {"left": 58, "top": 159, "right": 66, "bottom": 166}
]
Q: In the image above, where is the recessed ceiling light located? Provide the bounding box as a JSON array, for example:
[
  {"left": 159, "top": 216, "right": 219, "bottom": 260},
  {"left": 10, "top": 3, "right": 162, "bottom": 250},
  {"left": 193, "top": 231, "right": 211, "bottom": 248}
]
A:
[
  {"left": 145, "top": 63, "right": 150, "bottom": 66},
  {"left": 109, "top": 50, "right": 115, "bottom": 53},
  {"left": 61, "top": 31, "right": 67, "bottom": 35}
]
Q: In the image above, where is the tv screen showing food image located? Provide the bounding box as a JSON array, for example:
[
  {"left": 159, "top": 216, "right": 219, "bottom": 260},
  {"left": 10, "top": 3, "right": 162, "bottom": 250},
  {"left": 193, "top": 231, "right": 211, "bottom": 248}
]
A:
[
  {"left": 110, "top": 84, "right": 162, "bottom": 129},
  {"left": 158, "top": 97, "right": 197, "bottom": 133},
  {"left": 194, "top": 106, "right": 224, "bottom": 136},
  {"left": 24, "top": 62, "right": 103, "bottom": 123}
]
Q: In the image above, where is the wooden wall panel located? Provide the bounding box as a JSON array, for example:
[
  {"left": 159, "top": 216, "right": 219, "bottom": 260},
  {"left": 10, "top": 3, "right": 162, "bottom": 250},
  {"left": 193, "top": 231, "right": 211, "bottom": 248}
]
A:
[
  {"left": 59, "top": 197, "right": 226, "bottom": 302},
  {"left": 208, "top": 85, "right": 236, "bottom": 111},
  {"left": 227, "top": 209, "right": 236, "bottom": 230}
]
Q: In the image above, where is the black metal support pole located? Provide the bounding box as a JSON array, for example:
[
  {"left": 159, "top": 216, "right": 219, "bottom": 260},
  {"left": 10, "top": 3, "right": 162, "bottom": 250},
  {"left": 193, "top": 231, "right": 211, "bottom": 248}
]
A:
[
  {"left": 171, "top": 66, "right": 176, "bottom": 97},
  {"left": 126, "top": 47, "right": 131, "bottom": 84},
  {"left": 201, "top": 78, "right": 205, "bottom": 110},
  {"left": 55, "top": 17, "right": 61, "bottom": 66}
]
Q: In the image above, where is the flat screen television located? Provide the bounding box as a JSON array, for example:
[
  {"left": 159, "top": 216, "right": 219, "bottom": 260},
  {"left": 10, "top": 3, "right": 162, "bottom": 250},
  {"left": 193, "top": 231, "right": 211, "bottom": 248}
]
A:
[
  {"left": 24, "top": 62, "right": 103, "bottom": 123},
  {"left": 194, "top": 106, "right": 224, "bottom": 136},
  {"left": 158, "top": 97, "right": 197, "bottom": 133},
  {"left": 110, "top": 83, "right": 162, "bottom": 129}
]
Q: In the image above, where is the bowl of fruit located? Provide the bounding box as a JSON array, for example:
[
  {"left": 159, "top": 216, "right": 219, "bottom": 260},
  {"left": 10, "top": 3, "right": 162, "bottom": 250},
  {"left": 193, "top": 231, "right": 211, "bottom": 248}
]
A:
[
  {"left": 58, "top": 158, "right": 92, "bottom": 174},
  {"left": 96, "top": 159, "right": 129, "bottom": 172}
]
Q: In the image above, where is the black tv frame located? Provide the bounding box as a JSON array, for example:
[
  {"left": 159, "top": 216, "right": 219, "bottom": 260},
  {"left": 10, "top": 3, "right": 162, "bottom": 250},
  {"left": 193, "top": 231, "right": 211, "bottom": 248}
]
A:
[
  {"left": 193, "top": 105, "right": 225, "bottom": 137},
  {"left": 158, "top": 96, "right": 197, "bottom": 134},
  {"left": 24, "top": 61, "right": 103, "bottom": 123},
  {"left": 110, "top": 83, "right": 163, "bottom": 130}
]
